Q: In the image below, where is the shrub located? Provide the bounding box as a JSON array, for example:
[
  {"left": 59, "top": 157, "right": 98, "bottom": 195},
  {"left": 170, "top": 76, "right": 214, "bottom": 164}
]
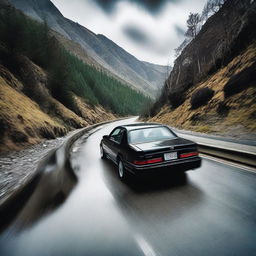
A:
[
  {"left": 0, "top": 118, "right": 10, "bottom": 140},
  {"left": 10, "top": 130, "right": 28, "bottom": 143},
  {"left": 168, "top": 91, "right": 185, "bottom": 109},
  {"left": 216, "top": 102, "right": 230, "bottom": 116},
  {"left": 17, "top": 114, "right": 24, "bottom": 123},
  {"left": 249, "top": 111, "right": 256, "bottom": 120},
  {"left": 38, "top": 127, "right": 56, "bottom": 139},
  {"left": 24, "top": 127, "right": 35, "bottom": 137},
  {"left": 223, "top": 64, "right": 256, "bottom": 98},
  {"left": 190, "top": 113, "right": 202, "bottom": 124},
  {"left": 67, "top": 118, "right": 83, "bottom": 129},
  {"left": 190, "top": 87, "right": 214, "bottom": 109},
  {"left": 53, "top": 127, "right": 67, "bottom": 137}
]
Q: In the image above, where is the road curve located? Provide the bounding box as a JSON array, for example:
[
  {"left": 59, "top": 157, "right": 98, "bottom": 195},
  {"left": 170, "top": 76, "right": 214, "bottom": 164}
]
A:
[{"left": 1, "top": 118, "right": 256, "bottom": 256}]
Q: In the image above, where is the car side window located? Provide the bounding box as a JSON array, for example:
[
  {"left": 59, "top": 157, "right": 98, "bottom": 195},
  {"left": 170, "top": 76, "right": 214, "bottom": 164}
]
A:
[
  {"left": 110, "top": 128, "right": 124, "bottom": 144},
  {"left": 110, "top": 128, "right": 121, "bottom": 137},
  {"left": 116, "top": 129, "right": 125, "bottom": 144}
]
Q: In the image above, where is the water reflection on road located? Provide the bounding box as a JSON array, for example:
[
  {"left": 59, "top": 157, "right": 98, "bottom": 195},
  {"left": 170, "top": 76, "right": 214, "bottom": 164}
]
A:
[{"left": 1, "top": 118, "right": 256, "bottom": 256}]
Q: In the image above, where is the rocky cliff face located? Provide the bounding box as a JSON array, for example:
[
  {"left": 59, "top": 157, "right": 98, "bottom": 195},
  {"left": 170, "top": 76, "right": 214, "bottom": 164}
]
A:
[
  {"left": 147, "top": 0, "right": 256, "bottom": 139},
  {"left": 161, "top": 0, "right": 255, "bottom": 103},
  {"left": 8, "top": 0, "right": 167, "bottom": 97}
]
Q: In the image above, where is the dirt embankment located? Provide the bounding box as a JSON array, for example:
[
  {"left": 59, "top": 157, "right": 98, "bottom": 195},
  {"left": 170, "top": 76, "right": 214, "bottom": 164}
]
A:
[{"left": 0, "top": 56, "right": 115, "bottom": 152}]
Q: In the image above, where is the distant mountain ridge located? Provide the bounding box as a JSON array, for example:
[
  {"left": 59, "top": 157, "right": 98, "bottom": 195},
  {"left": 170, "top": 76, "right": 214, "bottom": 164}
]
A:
[
  {"left": 8, "top": 0, "right": 167, "bottom": 97},
  {"left": 0, "top": 1, "right": 151, "bottom": 151}
]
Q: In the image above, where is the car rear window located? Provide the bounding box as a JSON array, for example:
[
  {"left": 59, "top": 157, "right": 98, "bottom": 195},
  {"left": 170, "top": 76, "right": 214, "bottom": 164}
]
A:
[{"left": 128, "top": 127, "right": 177, "bottom": 144}]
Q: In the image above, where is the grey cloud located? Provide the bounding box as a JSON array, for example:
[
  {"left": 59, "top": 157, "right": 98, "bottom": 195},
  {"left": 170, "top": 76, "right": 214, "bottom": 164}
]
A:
[
  {"left": 92, "top": 0, "right": 117, "bottom": 13},
  {"left": 92, "top": 0, "right": 178, "bottom": 14},
  {"left": 52, "top": 0, "right": 207, "bottom": 64},
  {"left": 123, "top": 24, "right": 173, "bottom": 58},
  {"left": 123, "top": 25, "right": 153, "bottom": 45}
]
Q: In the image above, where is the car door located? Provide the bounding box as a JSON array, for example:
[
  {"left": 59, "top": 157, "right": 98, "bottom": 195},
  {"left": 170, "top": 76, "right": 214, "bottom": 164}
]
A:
[
  {"left": 108, "top": 128, "right": 125, "bottom": 162},
  {"left": 103, "top": 128, "right": 121, "bottom": 160},
  {"left": 103, "top": 128, "right": 120, "bottom": 158}
]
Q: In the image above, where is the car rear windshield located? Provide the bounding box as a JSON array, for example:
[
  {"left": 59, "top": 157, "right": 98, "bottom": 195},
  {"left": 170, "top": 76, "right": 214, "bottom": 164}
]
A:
[{"left": 128, "top": 127, "right": 177, "bottom": 144}]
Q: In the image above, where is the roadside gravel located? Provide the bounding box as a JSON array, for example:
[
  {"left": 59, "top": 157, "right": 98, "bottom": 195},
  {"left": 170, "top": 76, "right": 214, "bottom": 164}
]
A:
[{"left": 0, "top": 130, "right": 79, "bottom": 203}]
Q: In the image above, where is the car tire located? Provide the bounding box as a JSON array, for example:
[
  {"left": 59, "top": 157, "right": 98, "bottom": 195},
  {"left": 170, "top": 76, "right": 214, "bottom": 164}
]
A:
[
  {"left": 100, "top": 145, "right": 106, "bottom": 159},
  {"left": 118, "top": 159, "right": 128, "bottom": 181}
]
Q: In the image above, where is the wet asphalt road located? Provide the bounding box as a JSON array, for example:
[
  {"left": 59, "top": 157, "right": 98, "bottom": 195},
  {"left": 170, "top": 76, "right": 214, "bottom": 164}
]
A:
[{"left": 1, "top": 118, "right": 256, "bottom": 256}]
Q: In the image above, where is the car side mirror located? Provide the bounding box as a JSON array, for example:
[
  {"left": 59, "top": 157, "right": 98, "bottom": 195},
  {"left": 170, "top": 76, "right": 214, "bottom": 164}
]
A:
[{"left": 103, "top": 135, "right": 109, "bottom": 139}]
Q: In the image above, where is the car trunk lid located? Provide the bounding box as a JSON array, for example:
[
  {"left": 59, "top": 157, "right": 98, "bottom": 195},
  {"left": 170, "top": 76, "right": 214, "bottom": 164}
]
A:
[{"left": 132, "top": 138, "right": 196, "bottom": 153}]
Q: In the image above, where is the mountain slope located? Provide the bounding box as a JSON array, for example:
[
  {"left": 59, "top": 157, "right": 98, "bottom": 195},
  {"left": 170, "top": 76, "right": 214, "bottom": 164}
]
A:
[
  {"left": 8, "top": 0, "right": 167, "bottom": 97},
  {"left": 146, "top": 0, "right": 256, "bottom": 139},
  {"left": 0, "top": 63, "right": 115, "bottom": 152},
  {"left": 0, "top": 2, "right": 151, "bottom": 151}
]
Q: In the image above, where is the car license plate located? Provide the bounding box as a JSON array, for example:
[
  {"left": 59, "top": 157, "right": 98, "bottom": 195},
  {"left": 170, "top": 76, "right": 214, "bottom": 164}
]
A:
[{"left": 164, "top": 152, "right": 177, "bottom": 161}]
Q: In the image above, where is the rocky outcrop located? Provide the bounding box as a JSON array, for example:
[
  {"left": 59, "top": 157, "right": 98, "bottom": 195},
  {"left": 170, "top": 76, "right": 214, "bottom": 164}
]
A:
[
  {"left": 146, "top": 0, "right": 256, "bottom": 139},
  {"left": 162, "top": 0, "right": 255, "bottom": 106}
]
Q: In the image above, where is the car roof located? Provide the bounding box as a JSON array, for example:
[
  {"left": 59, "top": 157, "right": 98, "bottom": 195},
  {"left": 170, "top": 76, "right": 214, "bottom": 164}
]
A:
[{"left": 119, "top": 122, "right": 165, "bottom": 131}]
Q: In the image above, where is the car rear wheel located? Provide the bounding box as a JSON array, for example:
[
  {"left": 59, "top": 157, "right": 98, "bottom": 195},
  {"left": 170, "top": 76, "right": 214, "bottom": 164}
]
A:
[
  {"left": 118, "top": 160, "right": 127, "bottom": 181},
  {"left": 100, "top": 145, "right": 106, "bottom": 159}
]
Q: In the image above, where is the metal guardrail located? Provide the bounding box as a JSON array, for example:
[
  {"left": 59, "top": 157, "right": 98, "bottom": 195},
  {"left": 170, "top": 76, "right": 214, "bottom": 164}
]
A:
[
  {"left": 198, "top": 144, "right": 256, "bottom": 168},
  {"left": 175, "top": 132, "right": 256, "bottom": 168}
]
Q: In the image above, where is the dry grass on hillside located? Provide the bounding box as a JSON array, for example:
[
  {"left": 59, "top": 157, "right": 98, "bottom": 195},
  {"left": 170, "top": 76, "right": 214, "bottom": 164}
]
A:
[
  {"left": 0, "top": 69, "right": 116, "bottom": 152},
  {"left": 149, "top": 43, "right": 256, "bottom": 139},
  {"left": 72, "top": 95, "right": 116, "bottom": 124},
  {"left": 0, "top": 77, "right": 66, "bottom": 151}
]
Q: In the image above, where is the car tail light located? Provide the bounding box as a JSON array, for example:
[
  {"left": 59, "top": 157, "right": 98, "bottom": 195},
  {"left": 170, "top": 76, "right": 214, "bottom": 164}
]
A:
[
  {"left": 133, "top": 157, "right": 163, "bottom": 165},
  {"left": 180, "top": 152, "right": 198, "bottom": 158}
]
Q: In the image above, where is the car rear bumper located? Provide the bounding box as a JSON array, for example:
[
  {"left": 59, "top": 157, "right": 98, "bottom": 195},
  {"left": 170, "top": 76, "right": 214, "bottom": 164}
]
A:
[{"left": 124, "top": 157, "right": 202, "bottom": 174}]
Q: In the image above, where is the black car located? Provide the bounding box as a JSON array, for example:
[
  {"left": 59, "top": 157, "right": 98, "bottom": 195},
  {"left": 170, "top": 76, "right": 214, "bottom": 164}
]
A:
[{"left": 100, "top": 123, "right": 201, "bottom": 180}]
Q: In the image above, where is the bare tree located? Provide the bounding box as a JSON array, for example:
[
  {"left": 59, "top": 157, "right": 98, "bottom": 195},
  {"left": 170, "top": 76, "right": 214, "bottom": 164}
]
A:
[
  {"left": 172, "top": 0, "right": 229, "bottom": 62},
  {"left": 185, "top": 12, "right": 201, "bottom": 39},
  {"left": 202, "top": 0, "right": 226, "bottom": 21},
  {"left": 174, "top": 12, "right": 200, "bottom": 58},
  {"left": 201, "top": 1, "right": 211, "bottom": 21}
]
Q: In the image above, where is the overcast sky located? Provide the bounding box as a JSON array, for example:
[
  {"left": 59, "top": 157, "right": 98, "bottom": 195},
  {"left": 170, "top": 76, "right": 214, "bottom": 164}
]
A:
[{"left": 51, "top": 0, "right": 207, "bottom": 65}]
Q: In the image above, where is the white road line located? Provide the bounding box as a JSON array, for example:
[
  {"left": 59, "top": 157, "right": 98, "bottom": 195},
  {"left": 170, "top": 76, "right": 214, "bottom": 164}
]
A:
[
  {"left": 200, "top": 153, "right": 256, "bottom": 173},
  {"left": 134, "top": 234, "right": 159, "bottom": 256}
]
